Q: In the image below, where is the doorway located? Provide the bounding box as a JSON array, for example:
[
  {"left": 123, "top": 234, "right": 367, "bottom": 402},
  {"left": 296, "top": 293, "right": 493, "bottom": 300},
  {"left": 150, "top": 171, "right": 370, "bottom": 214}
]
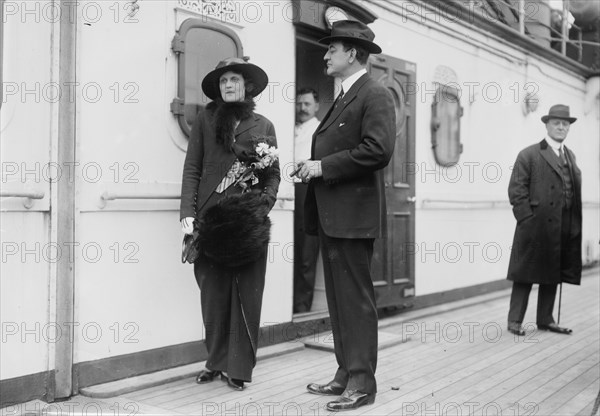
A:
[{"left": 293, "top": 34, "right": 332, "bottom": 316}]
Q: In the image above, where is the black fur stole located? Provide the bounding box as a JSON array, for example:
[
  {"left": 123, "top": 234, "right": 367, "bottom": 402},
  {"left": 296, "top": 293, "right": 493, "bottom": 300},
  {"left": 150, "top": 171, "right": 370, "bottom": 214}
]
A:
[
  {"left": 197, "top": 191, "right": 271, "bottom": 268},
  {"left": 208, "top": 98, "right": 255, "bottom": 149}
]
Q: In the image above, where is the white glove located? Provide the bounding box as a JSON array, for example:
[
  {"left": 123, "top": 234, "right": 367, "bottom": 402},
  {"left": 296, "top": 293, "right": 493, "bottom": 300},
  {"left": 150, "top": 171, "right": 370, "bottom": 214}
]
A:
[{"left": 181, "top": 217, "right": 195, "bottom": 235}]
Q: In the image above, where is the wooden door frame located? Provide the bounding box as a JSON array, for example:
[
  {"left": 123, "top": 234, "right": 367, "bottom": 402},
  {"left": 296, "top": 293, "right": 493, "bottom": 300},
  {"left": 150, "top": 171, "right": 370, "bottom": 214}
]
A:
[
  {"left": 368, "top": 54, "right": 417, "bottom": 309},
  {"left": 54, "top": 0, "right": 78, "bottom": 400}
]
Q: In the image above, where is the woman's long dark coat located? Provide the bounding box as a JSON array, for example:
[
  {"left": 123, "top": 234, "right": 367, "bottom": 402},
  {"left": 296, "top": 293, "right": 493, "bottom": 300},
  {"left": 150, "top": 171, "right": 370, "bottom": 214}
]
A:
[
  {"left": 180, "top": 105, "right": 280, "bottom": 219},
  {"left": 180, "top": 104, "right": 280, "bottom": 381},
  {"left": 507, "top": 139, "right": 582, "bottom": 285}
]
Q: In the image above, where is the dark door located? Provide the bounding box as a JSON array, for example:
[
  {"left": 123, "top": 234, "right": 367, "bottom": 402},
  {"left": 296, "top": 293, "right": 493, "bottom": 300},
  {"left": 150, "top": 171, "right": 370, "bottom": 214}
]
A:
[{"left": 368, "top": 54, "right": 417, "bottom": 309}]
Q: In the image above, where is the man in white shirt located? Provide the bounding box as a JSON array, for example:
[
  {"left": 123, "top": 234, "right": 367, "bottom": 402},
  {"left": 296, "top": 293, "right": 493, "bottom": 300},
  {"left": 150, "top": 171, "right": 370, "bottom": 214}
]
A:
[
  {"left": 506, "top": 104, "right": 582, "bottom": 336},
  {"left": 293, "top": 88, "right": 320, "bottom": 313}
]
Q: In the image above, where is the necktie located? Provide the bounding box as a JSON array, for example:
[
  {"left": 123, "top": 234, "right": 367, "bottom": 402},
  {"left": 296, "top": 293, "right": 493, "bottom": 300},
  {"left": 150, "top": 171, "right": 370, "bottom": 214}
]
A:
[
  {"left": 334, "top": 87, "right": 344, "bottom": 108},
  {"left": 558, "top": 146, "right": 567, "bottom": 166}
]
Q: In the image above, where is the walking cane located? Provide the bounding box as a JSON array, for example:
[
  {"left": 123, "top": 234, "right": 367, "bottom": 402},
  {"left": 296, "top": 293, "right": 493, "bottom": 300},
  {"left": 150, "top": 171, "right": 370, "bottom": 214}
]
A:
[
  {"left": 591, "top": 387, "right": 600, "bottom": 416},
  {"left": 557, "top": 282, "right": 563, "bottom": 325}
]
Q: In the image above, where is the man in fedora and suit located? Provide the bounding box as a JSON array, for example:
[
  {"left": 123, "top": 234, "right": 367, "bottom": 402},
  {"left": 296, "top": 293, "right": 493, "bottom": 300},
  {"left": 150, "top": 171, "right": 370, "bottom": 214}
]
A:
[
  {"left": 506, "top": 104, "right": 582, "bottom": 336},
  {"left": 294, "top": 20, "right": 396, "bottom": 411}
]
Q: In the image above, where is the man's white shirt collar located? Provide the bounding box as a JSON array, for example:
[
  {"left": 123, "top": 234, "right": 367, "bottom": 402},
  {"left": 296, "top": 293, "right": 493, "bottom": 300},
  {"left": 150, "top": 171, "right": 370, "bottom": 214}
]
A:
[
  {"left": 340, "top": 68, "right": 367, "bottom": 98},
  {"left": 546, "top": 136, "right": 564, "bottom": 157},
  {"left": 296, "top": 116, "right": 319, "bottom": 130}
]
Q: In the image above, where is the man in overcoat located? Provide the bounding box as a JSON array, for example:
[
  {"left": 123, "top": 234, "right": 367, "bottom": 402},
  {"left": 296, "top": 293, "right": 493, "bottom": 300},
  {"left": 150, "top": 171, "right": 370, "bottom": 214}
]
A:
[
  {"left": 506, "top": 104, "right": 582, "bottom": 336},
  {"left": 294, "top": 20, "right": 396, "bottom": 411}
]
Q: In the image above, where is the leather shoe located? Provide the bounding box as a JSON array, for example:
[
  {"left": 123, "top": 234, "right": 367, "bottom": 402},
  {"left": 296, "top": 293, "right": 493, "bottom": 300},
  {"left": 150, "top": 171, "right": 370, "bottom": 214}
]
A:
[
  {"left": 307, "top": 381, "right": 345, "bottom": 396},
  {"left": 223, "top": 375, "right": 245, "bottom": 391},
  {"left": 326, "top": 390, "right": 375, "bottom": 411},
  {"left": 507, "top": 321, "right": 525, "bottom": 336},
  {"left": 195, "top": 369, "right": 221, "bottom": 384},
  {"left": 538, "top": 323, "right": 572, "bottom": 334}
]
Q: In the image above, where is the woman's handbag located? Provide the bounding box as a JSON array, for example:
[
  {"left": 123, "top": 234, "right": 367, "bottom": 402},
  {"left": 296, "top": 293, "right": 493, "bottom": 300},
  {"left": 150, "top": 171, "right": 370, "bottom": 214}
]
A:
[{"left": 181, "top": 226, "right": 202, "bottom": 264}]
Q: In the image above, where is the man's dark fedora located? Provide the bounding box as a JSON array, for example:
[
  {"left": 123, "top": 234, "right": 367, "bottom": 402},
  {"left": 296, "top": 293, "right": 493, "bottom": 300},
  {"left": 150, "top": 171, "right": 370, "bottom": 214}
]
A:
[
  {"left": 319, "top": 20, "right": 382, "bottom": 54},
  {"left": 541, "top": 104, "right": 577, "bottom": 124},
  {"left": 202, "top": 57, "right": 268, "bottom": 101}
]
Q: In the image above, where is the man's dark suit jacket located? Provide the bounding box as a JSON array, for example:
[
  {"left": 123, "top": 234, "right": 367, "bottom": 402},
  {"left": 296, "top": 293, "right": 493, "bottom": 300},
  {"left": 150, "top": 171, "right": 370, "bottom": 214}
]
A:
[{"left": 304, "top": 73, "right": 396, "bottom": 238}]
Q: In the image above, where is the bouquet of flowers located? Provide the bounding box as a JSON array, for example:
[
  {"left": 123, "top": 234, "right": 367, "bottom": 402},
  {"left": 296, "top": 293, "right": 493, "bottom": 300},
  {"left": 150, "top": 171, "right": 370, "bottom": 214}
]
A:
[{"left": 233, "top": 135, "right": 279, "bottom": 191}]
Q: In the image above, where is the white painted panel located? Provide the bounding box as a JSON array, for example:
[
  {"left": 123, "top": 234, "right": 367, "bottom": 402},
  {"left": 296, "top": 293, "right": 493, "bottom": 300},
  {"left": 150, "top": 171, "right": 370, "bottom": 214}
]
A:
[
  {"left": 74, "top": 211, "right": 200, "bottom": 362},
  {"left": 74, "top": 209, "right": 294, "bottom": 362},
  {"left": 73, "top": 0, "right": 296, "bottom": 362},
  {"left": 1, "top": 1, "right": 52, "bottom": 212},
  {"left": 262, "top": 210, "right": 294, "bottom": 326},
  {"left": 1, "top": 1, "right": 55, "bottom": 380},
  {"left": 0, "top": 213, "right": 50, "bottom": 379}
]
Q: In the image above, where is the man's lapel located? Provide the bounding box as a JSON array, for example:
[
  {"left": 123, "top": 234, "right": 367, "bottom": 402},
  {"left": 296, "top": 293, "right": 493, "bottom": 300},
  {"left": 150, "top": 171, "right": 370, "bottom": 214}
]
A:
[
  {"left": 539, "top": 139, "right": 562, "bottom": 178},
  {"left": 563, "top": 144, "right": 581, "bottom": 192},
  {"left": 317, "top": 73, "right": 369, "bottom": 134}
]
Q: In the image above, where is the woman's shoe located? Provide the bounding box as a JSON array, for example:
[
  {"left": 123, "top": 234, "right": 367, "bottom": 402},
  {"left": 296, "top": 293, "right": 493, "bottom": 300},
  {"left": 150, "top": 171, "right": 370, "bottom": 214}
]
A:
[
  {"left": 195, "top": 369, "right": 221, "bottom": 384},
  {"left": 225, "top": 376, "right": 245, "bottom": 391}
]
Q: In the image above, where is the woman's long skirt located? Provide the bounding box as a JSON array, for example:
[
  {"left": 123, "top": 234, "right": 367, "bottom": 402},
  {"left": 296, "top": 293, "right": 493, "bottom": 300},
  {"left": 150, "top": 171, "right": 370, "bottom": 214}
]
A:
[{"left": 193, "top": 245, "right": 267, "bottom": 382}]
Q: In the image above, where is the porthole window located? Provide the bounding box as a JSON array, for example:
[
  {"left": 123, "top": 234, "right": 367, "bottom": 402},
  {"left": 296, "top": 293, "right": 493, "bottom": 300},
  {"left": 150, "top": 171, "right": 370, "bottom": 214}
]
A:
[
  {"left": 171, "top": 19, "right": 243, "bottom": 137},
  {"left": 431, "top": 83, "right": 463, "bottom": 166}
]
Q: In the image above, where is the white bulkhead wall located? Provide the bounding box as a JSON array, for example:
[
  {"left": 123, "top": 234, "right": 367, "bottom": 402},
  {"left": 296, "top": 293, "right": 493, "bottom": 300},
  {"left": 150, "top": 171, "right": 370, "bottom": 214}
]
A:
[
  {"left": 1, "top": 3, "right": 57, "bottom": 380},
  {"left": 72, "top": 0, "right": 295, "bottom": 364}
]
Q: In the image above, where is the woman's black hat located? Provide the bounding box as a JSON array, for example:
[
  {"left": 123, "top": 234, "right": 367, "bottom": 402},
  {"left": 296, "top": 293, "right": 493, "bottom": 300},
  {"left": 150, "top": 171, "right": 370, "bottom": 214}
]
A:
[{"left": 202, "top": 57, "right": 268, "bottom": 101}]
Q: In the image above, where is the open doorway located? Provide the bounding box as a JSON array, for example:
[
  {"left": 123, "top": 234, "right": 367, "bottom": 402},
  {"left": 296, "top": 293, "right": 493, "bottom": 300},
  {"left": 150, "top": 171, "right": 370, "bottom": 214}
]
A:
[{"left": 292, "top": 34, "right": 333, "bottom": 317}]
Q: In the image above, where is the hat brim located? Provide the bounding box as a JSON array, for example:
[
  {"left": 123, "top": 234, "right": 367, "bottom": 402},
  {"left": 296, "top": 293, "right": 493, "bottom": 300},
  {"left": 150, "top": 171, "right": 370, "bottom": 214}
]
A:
[
  {"left": 541, "top": 115, "right": 577, "bottom": 124},
  {"left": 318, "top": 35, "right": 382, "bottom": 54},
  {"left": 202, "top": 63, "right": 268, "bottom": 101}
]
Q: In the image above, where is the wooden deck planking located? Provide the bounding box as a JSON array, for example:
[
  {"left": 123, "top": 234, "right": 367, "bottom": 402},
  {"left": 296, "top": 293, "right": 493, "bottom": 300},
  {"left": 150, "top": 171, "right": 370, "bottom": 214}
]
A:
[
  {"left": 413, "top": 332, "right": 598, "bottom": 415},
  {"left": 132, "top": 351, "right": 329, "bottom": 408},
  {"left": 492, "top": 342, "right": 599, "bottom": 415},
  {"left": 535, "top": 365, "right": 600, "bottom": 415},
  {"left": 463, "top": 337, "right": 598, "bottom": 416},
  {"left": 426, "top": 299, "right": 599, "bottom": 415},
  {"left": 125, "top": 348, "right": 325, "bottom": 403},
  {"left": 134, "top": 348, "right": 338, "bottom": 411},
  {"left": 116, "top": 273, "right": 599, "bottom": 415},
  {"left": 354, "top": 334, "right": 587, "bottom": 414},
  {"left": 571, "top": 379, "right": 600, "bottom": 416},
  {"left": 362, "top": 327, "right": 594, "bottom": 414},
  {"left": 169, "top": 352, "right": 336, "bottom": 412}
]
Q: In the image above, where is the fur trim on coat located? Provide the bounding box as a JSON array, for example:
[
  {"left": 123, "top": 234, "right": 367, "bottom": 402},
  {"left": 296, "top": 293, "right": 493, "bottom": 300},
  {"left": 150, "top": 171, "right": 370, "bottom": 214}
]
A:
[{"left": 208, "top": 98, "right": 256, "bottom": 149}]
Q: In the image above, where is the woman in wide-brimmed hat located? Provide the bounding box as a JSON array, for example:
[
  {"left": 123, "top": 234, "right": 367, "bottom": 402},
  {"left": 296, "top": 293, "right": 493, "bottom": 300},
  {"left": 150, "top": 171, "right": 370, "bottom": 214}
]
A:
[{"left": 179, "top": 57, "right": 280, "bottom": 391}]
